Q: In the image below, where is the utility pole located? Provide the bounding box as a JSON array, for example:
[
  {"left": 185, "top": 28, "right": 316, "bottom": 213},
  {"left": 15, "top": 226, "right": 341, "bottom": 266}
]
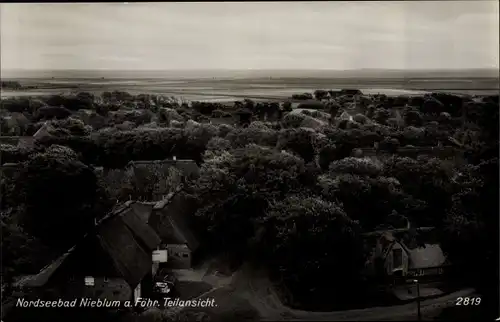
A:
[
  {"left": 407, "top": 279, "right": 421, "bottom": 321},
  {"left": 416, "top": 279, "right": 421, "bottom": 321}
]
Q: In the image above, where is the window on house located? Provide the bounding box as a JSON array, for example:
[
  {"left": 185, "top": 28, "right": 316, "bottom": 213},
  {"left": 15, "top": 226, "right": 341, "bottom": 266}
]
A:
[
  {"left": 393, "top": 248, "right": 403, "bottom": 269},
  {"left": 182, "top": 253, "right": 189, "bottom": 258},
  {"left": 84, "top": 276, "right": 95, "bottom": 286}
]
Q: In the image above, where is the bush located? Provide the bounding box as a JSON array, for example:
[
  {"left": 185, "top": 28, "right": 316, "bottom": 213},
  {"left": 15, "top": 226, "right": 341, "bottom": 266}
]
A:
[
  {"left": 283, "top": 113, "right": 306, "bottom": 128},
  {"left": 329, "top": 157, "right": 383, "bottom": 177},
  {"left": 262, "top": 194, "right": 364, "bottom": 308},
  {"left": 277, "top": 128, "right": 317, "bottom": 163},
  {"left": 314, "top": 89, "right": 329, "bottom": 100},
  {"left": 226, "top": 127, "right": 278, "bottom": 148},
  {"left": 378, "top": 137, "right": 400, "bottom": 153},
  {"left": 15, "top": 148, "right": 107, "bottom": 250},
  {"left": 353, "top": 113, "right": 368, "bottom": 124},
  {"left": 48, "top": 118, "right": 91, "bottom": 136},
  {"left": 297, "top": 100, "right": 325, "bottom": 110},
  {"left": 292, "top": 93, "right": 313, "bottom": 100},
  {"left": 0, "top": 144, "right": 32, "bottom": 164},
  {"left": 35, "top": 106, "right": 72, "bottom": 121},
  {"left": 1, "top": 98, "right": 34, "bottom": 113},
  {"left": 211, "top": 109, "right": 225, "bottom": 118}
]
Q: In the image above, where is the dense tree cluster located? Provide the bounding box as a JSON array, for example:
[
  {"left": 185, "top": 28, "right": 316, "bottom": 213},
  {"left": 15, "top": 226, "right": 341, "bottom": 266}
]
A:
[
  {"left": 1, "top": 89, "right": 498, "bottom": 316},
  {"left": 1, "top": 81, "right": 22, "bottom": 90}
]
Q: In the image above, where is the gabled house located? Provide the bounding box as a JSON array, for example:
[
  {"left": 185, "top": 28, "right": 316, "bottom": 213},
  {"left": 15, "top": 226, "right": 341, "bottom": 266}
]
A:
[
  {"left": 118, "top": 187, "right": 200, "bottom": 270},
  {"left": 0, "top": 162, "right": 21, "bottom": 180},
  {"left": 363, "top": 228, "right": 450, "bottom": 282},
  {"left": 149, "top": 189, "right": 199, "bottom": 269},
  {"left": 340, "top": 89, "right": 363, "bottom": 96},
  {"left": 13, "top": 203, "right": 161, "bottom": 304},
  {"left": 0, "top": 136, "right": 34, "bottom": 149},
  {"left": 127, "top": 159, "right": 200, "bottom": 180},
  {"left": 32, "top": 121, "right": 54, "bottom": 142},
  {"left": 234, "top": 108, "right": 253, "bottom": 126},
  {"left": 124, "top": 159, "right": 200, "bottom": 201}
]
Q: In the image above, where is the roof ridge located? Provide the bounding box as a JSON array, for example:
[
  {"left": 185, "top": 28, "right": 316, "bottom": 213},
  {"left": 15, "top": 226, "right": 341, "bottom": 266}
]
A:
[
  {"left": 153, "top": 184, "right": 184, "bottom": 210},
  {"left": 127, "top": 158, "right": 195, "bottom": 165}
]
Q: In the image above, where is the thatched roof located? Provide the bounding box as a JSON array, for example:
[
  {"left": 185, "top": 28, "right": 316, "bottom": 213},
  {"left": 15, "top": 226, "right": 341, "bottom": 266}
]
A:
[
  {"left": 127, "top": 159, "right": 200, "bottom": 179},
  {"left": 235, "top": 107, "right": 253, "bottom": 115},
  {"left": 297, "top": 99, "right": 325, "bottom": 110},
  {"left": 33, "top": 122, "right": 54, "bottom": 141},
  {"left": 107, "top": 187, "right": 199, "bottom": 251},
  {"left": 15, "top": 203, "right": 161, "bottom": 289},
  {"left": 0, "top": 136, "right": 34, "bottom": 148},
  {"left": 363, "top": 228, "right": 448, "bottom": 270},
  {"left": 14, "top": 248, "right": 75, "bottom": 288},
  {"left": 148, "top": 188, "right": 199, "bottom": 251},
  {"left": 407, "top": 244, "right": 447, "bottom": 269}
]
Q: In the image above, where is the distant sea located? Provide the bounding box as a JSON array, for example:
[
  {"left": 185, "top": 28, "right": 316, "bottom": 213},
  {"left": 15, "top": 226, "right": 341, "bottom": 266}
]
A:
[
  {"left": 1, "top": 68, "right": 498, "bottom": 100},
  {"left": 2, "top": 68, "right": 499, "bottom": 80}
]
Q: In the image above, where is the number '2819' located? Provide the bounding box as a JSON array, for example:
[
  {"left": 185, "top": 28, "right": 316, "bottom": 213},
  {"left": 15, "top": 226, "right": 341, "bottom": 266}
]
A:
[{"left": 455, "top": 297, "right": 481, "bottom": 305}]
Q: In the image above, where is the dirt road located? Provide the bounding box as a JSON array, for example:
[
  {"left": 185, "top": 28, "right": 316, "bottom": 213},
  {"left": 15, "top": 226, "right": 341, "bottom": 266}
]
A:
[{"left": 229, "top": 264, "right": 475, "bottom": 321}]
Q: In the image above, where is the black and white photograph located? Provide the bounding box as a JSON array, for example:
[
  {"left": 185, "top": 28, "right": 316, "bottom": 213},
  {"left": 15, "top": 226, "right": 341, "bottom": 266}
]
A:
[{"left": 1, "top": 2, "right": 499, "bottom": 322}]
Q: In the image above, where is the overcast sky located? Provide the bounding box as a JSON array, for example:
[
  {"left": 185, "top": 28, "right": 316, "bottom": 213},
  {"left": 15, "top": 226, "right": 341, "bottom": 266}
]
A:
[{"left": 1, "top": 2, "right": 498, "bottom": 70}]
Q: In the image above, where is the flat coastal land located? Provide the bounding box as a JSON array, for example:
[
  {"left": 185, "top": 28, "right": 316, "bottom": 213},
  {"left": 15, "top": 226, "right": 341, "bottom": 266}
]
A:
[{"left": 2, "top": 69, "right": 499, "bottom": 100}]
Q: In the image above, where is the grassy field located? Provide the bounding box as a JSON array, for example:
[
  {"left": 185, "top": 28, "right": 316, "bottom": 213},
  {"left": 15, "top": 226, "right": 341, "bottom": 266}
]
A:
[{"left": 1, "top": 76, "right": 498, "bottom": 100}]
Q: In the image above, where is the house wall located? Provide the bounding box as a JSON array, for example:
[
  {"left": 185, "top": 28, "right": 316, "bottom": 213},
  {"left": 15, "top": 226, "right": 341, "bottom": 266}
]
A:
[
  {"left": 166, "top": 244, "right": 191, "bottom": 269},
  {"left": 152, "top": 262, "right": 160, "bottom": 276},
  {"left": 71, "top": 277, "right": 132, "bottom": 302},
  {"left": 384, "top": 243, "right": 409, "bottom": 276},
  {"left": 35, "top": 276, "right": 132, "bottom": 302},
  {"left": 141, "top": 271, "right": 154, "bottom": 299},
  {"left": 133, "top": 283, "right": 141, "bottom": 303}
]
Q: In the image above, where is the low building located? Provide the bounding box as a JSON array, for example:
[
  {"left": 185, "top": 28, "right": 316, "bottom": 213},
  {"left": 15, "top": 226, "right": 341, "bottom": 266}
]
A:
[
  {"left": 109, "top": 187, "right": 200, "bottom": 270},
  {"left": 124, "top": 158, "right": 200, "bottom": 201},
  {"left": 363, "top": 228, "right": 450, "bottom": 284},
  {"left": 0, "top": 162, "right": 22, "bottom": 179},
  {"left": 126, "top": 158, "right": 199, "bottom": 178},
  {"left": 145, "top": 188, "right": 199, "bottom": 269},
  {"left": 0, "top": 136, "right": 34, "bottom": 149},
  {"left": 234, "top": 108, "right": 253, "bottom": 126},
  {"left": 12, "top": 203, "right": 161, "bottom": 305},
  {"left": 32, "top": 121, "right": 55, "bottom": 142}
]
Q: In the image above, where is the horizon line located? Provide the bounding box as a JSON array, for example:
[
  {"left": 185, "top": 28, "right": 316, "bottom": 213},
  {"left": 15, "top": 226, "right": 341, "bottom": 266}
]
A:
[{"left": 2, "top": 67, "right": 499, "bottom": 72}]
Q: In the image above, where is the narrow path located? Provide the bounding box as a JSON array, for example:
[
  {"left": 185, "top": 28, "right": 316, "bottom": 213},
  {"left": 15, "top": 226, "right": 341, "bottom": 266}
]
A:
[{"left": 230, "top": 264, "right": 475, "bottom": 321}]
